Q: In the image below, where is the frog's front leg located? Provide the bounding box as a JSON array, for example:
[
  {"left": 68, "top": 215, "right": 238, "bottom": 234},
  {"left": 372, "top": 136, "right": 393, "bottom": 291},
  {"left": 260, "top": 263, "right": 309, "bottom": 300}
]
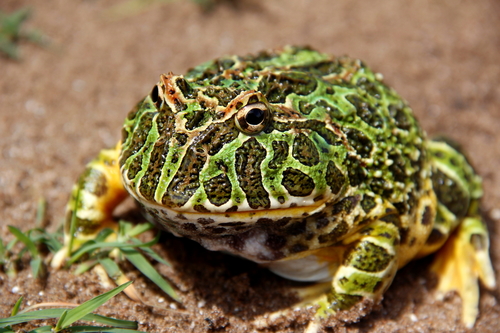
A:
[
  {"left": 314, "top": 220, "right": 400, "bottom": 317},
  {"left": 52, "top": 143, "right": 128, "bottom": 268},
  {"left": 263, "top": 220, "right": 400, "bottom": 332}
]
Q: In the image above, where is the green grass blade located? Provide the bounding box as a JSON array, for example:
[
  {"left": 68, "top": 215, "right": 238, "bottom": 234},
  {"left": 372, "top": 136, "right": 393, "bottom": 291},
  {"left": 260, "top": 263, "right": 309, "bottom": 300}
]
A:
[
  {"left": 35, "top": 197, "right": 47, "bottom": 228},
  {"left": 68, "top": 187, "right": 81, "bottom": 256},
  {"left": 0, "top": 309, "right": 64, "bottom": 327},
  {"left": 74, "top": 260, "right": 98, "bottom": 275},
  {"left": 7, "top": 226, "right": 38, "bottom": 257},
  {"left": 11, "top": 297, "right": 23, "bottom": 316},
  {"left": 1, "top": 309, "right": 137, "bottom": 328},
  {"left": 98, "top": 257, "right": 122, "bottom": 280},
  {"left": 67, "top": 238, "right": 159, "bottom": 266},
  {"left": 121, "top": 248, "right": 179, "bottom": 301},
  {"left": 36, "top": 229, "right": 63, "bottom": 252},
  {"left": 82, "top": 314, "right": 138, "bottom": 328},
  {"left": 54, "top": 310, "right": 68, "bottom": 331},
  {"left": 0, "top": 327, "right": 16, "bottom": 333},
  {"left": 30, "top": 256, "right": 43, "bottom": 278},
  {"left": 130, "top": 238, "right": 170, "bottom": 266},
  {"left": 62, "top": 326, "right": 146, "bottom": 333},
  {"left": 126, "top": 222, "right": 154, "bottom": 238},
  {"left": 26, "top": 326, "right": 52, "bottom": 333},
  {"left": 54, "top": 281, "right": 133, "bottom": 330},
  {"left": 94, "top": 228, "right": 115, "bottom": 243}
]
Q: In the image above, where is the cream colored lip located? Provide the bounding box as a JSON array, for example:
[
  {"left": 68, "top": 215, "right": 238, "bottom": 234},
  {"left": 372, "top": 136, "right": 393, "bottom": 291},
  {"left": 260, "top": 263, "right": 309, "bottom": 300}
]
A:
[{"left": 142, "top": 198, "right": 328, "bottom": 223}]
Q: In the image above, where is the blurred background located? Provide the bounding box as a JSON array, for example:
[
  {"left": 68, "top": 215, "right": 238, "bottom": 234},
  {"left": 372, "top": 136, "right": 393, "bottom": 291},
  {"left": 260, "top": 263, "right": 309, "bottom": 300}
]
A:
[{"left": 1, "top": 0, "right": 499, "bottom": 332}]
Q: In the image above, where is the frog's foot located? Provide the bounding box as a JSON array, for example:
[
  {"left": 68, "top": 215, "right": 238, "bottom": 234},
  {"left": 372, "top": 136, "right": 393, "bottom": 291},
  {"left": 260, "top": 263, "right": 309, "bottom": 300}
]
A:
[
  {"left": 51, "top": 144, "right": 128, "bottom": 269},
  {"left": 430, "top": 216, "right": 495, "bottom": 328}
]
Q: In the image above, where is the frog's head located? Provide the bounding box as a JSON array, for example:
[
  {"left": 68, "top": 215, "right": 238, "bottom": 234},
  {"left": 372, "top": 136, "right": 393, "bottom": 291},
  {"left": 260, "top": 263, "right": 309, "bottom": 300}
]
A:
[{"left": 119, "top": 48, "right": 355, "bottom": 257}]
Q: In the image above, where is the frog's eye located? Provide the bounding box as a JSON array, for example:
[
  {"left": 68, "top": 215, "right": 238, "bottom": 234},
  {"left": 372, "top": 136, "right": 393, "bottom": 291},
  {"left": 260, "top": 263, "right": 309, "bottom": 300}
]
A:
[{"left": 235, "top": 103, "right": 270, "bottom": 135}]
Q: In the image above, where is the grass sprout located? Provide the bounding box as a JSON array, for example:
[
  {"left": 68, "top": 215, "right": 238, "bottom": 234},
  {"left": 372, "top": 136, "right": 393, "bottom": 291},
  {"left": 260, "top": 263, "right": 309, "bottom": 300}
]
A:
[
  {"left": 104, "top": 0, "right": 230, "bottom": 20},
  {"left": 0, "top": 7, "right": 47, "bottom": 59},
  {"left": 0, "top": 282, "right": 146, "bottom": 332},
  {"left": 1, "top": 197, "right": 62, "bottom": 278},
  {"left": 2, "top": 193, "right": 180, "bottom": 304},
  {"left": 66, "top": 219, "right": 180, "bottom": 303}
]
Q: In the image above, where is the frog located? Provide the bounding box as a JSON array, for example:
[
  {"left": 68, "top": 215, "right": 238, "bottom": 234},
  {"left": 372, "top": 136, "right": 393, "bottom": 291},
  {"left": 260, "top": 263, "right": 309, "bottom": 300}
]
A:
[{"left": 52, "top": 46, "right": 495, "bottom": 329}]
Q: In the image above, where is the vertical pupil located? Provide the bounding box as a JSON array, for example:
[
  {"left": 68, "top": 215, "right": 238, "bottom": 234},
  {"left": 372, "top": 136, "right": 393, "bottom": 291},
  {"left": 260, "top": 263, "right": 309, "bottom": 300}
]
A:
[{"left": 246, "top": 108, "right": 265, "bottom": 125}]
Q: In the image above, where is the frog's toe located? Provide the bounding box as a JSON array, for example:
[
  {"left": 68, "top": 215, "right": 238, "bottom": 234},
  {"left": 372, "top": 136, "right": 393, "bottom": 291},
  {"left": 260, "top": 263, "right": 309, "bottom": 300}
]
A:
[
  {"left": 430, "top": 217, "right": 495, "bottom": 327},
  {"left": 51, "top": 245, "right": 70, "bottom": 269}
]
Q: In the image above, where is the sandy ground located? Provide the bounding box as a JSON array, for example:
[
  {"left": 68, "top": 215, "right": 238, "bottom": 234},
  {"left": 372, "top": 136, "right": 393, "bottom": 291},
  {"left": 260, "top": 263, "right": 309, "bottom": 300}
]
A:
[{"left": 1, "top": 0, "right": 500, "bottom": 332}]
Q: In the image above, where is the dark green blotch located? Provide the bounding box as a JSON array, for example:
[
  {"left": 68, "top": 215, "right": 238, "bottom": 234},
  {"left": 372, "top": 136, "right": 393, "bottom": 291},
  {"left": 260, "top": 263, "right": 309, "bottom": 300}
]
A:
[
  {"left": 356, "top": 77, "right": 381, "bottom": 99},
  {"left": 206, "top": 122, "right": 240, "bottom": 156},
  {"left": 325, "top": 161, "right": 344, "bottom": 195},
  {"left": 298, "top": 101, "right": 315, "bottom": 115},
  {"left": 369, "top": 178, "right": 393, "bottom": 197},
  {"left": 388, "top": 104, "right": 412, "bottom": 130},
  {"left": 346, "top": 94, "right": 383, "bottom": 128},
  {"left": 332, "top": 196, "right": 359, "bottom": 215},
  {"left": 81, "top": 168, "right": 107, "bottom": 197},
  {"left": 387, "top": 150, "right": 408, "bottom": 183},
  {"left": 235, "top": 138, "right": 270, "bottom": 209},
  {"left": 184, "top": 110, "right": 212, "bottom": 130},
  {"left": 431, "top": 169, "right": 469, "bottom": 218},
  {"left": 162, "top": 144, "right": 206, "bottom": 207},
  {"left": 361, "top": 195, "right": 376, "bottom": 213},
  {"left": 203, "top": 86, "right": 241, "bottom": 107},
  {"left": 139, "top": 143, "right": 165, "bottom": 201},
  {"left": 316, "top": 100, "right": 343, "bottom": 120},
  {"left": 345, "top": 241, "right": 393, "bottom": 272},
  {"left": 203, "top": 173, "right": 232, "bottom": 206},
  {"left": 327, "top": 290, "right": 362, "bottom": 311},
  {"left": 344, "top": 156, "right": 366, "bottom": 187},
  {"left": 282, "top": 168, "right": 315, "bottom": 197},
  {"left": 292, "top": 133, "right": 320, "bottom": 166},
  {"left": 344, "top": 127, "right": 373, "bottom": 158},
  {"left": 127, "top": 154, "right": 143, "bottom": 181},
  {"left": 258, "top": 71, "right": 318, "bottom": 103},
  {"left": 318, "top": 221, "right": 349, "bottom": 244},
  {"left": 268, "top": 140, "right": 289, "bottom": 169}
]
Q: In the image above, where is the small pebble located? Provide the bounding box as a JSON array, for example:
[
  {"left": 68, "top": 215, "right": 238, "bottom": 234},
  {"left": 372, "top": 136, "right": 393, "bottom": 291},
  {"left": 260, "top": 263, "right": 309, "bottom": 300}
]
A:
[
  {"left": 490, "top": 208, "right": 500, "bottom": 220},
  {"left": 410, "top": 313, "right": 418, "bottom": 322},
  {"left": 11, "top": 286, "right": 20, "bottom": 294}
]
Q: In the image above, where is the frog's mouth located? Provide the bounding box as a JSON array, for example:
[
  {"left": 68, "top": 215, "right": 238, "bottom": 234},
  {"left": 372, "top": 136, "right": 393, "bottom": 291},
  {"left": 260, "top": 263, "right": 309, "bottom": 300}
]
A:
[
  {"left": 139, "top": 197, "right": 327, "bottom": 225},
  {"left": 139, "top": 199, "right": 330, "bottom": 263}
]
